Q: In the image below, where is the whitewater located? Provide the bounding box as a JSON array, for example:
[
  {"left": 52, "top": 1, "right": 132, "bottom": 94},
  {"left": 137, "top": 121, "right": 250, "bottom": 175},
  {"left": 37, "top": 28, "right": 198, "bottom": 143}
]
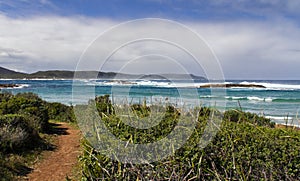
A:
[{"left": 1, "top": 79, "right": 300, "bottom": 126}]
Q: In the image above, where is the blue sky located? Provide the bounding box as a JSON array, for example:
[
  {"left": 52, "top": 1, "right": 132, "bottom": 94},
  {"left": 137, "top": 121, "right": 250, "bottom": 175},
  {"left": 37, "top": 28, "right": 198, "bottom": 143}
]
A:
[
  {"left": 2, "top": 0, "right": 300, "bottom": 21},
  {"left": 0, "top": 0, "right": 300, "bottom": 79}
]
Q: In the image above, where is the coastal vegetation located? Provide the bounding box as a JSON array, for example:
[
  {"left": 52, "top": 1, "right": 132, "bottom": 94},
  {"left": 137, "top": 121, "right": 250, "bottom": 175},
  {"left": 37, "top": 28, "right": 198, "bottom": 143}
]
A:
[
  {"left": 79, "top": 95, "right": 300, "bottom": 180},
  {"left": 0, "top": 92, "right": 74, "bottom": 180},
  {"left": 0, "top": 93, "right": 299, "bottom": 180}
]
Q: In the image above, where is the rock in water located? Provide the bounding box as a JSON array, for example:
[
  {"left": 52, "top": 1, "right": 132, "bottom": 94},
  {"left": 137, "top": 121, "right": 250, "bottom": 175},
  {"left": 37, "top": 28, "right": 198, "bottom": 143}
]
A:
[{"left": 200, "top": 84, "right": 266, "bottom": 88}]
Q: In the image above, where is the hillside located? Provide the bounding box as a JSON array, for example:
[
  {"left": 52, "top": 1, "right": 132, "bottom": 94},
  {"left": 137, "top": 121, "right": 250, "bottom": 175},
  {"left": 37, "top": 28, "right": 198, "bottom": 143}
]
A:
[
  {"left": 0, "top": 67, "right": 19, "bottom": 74},
  {"left": 0, "top": 67, "right": 26, "bottom": 78},
  {"left": 0, "top": 66, "right": 207, "bottom": 80}
]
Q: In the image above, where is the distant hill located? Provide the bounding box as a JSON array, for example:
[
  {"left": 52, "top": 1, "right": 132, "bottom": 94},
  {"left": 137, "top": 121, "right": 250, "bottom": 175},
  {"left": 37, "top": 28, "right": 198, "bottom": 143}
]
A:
[
  {"left": 30, "top": 70, "right": 75, "bottom": 79},
  {"left": 0, "top": 66, "right": 26, "bottom": 78},
  {"left": 0, "top": 66, "right": 207, "bottom": 80},
  {"left": 0, "top": 66, "right": 17, "bottom": 74}
]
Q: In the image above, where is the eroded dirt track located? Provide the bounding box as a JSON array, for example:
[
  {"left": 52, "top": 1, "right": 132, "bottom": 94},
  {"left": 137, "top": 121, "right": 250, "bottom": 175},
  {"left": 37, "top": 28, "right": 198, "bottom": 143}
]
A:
[{"left": 28, "top": 123, "right": 81, "bottom": 181}]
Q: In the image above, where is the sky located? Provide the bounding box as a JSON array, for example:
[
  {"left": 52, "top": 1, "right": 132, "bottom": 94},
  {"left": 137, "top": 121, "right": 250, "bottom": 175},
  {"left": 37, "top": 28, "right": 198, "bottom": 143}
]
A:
[{"left": 0, "top": 0, "right": 300, "bottom": 79}]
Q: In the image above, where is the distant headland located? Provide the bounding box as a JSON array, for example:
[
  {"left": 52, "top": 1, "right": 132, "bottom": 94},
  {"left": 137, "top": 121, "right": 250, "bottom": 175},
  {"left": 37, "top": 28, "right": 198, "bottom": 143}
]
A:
[{"left": 0, "top": 66, "right": 207, "bottom": 80}]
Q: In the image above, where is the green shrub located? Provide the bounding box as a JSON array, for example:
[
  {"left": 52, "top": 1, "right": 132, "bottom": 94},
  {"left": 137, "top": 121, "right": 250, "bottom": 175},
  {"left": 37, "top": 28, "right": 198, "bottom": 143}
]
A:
[
  {"left": 0, "top": 92, "right": 74, "bottom": 180},
  {"left": 130, "top": 104, "right": 150, "bottom": 118},
  {"left": 0, "top": 114, "right": 40, "bottom": 152},
  {"left": 79, "top": 98, "right": 300, "bottom": 180},
  {"left": 0, "top": 92, "right": 52, "bottom": 132},
  {"left": 46, "top": 102, "right": 75, "bottom": 122},
  {"left": 0, "top": 93, "right": 44, "bottom": 114},
  {"left": 0, "top": 152, "right": 13, "bottom": 181},
  {"left": 224, "top": 109, "right": 275, "bottom": 127},
  {"left": 0, "top": 92, "right": 14, "bottom": 103},
  {"left": 18, "top": 106, "right": 49, "bottom": 132},
  {"left": 95, "top": 95, "right": 114, "bottom": 117}
]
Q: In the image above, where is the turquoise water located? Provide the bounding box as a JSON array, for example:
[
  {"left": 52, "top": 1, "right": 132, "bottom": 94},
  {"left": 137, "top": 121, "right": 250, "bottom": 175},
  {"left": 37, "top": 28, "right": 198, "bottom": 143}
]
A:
[{"left": 1, "top": 79, "right": 300, "bottom": 126}]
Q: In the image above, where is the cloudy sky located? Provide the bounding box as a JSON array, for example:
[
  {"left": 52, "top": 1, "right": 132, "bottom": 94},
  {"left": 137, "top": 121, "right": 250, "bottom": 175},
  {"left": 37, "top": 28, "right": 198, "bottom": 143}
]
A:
[{"left": 0, "top": 0, "right": 300, "bottom": 79}]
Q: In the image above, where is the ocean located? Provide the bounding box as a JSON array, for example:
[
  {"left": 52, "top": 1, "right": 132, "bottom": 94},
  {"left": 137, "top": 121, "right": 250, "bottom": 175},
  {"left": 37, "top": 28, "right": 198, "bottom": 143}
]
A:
[{"left": 1, "top": 79, "right": 300, "bottom": 126}]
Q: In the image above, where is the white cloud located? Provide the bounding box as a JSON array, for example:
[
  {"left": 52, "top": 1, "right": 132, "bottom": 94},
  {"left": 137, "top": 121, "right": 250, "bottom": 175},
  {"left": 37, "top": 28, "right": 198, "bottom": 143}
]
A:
[
  {"left": 184, "top": 19, "right": 300, "bottom": 79},
  {"left": 0, "top": 15, "right": 300, "bottom": 79},
  {"left": 0, "top": 15, "right": 115, "bottom": 72}
]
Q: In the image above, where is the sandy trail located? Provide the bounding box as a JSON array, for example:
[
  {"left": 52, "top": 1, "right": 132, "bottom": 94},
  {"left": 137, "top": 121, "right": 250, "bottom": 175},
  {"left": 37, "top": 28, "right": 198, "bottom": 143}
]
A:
[{"left": 28, "top": 122, "right": 81, "bottom": 181}]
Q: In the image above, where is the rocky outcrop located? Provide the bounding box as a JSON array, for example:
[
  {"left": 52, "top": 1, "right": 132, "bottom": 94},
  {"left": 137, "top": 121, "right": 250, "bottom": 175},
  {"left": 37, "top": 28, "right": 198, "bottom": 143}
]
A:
[
  {"left": 0, "top": 84, "right": 19, "bottom": 88},
  {"left": 200, "top": 84, "right": 266, "bottom": 88}
]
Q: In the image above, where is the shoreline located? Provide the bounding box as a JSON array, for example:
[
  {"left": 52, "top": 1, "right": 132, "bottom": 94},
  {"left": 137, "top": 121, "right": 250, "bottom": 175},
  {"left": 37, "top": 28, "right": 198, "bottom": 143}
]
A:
[{"left": 1, "top": 79, "right": 299, "bottom": 127}]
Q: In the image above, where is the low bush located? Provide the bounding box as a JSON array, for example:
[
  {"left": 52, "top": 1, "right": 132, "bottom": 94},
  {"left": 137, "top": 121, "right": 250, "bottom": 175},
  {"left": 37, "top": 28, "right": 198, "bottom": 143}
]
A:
[
  {"left": 224, "top": 109, "right": 275, "bottom": 127},
  {"left": 0, "top": 92, "right": 74, "bottom": 180},
  {"left": 19, "top": 107, "right": 49, "bottom": 132},
  {"left": 0, "top": 92, "right": 50, "bottom": 132},
  {"left": 95, "top": 94, "right": 114, "bottom": 117},
  {"left": 79, "top": 95, "right": 300, "bottom": 180},
  {"left": 46, "top": 102, "right": 75, "bottom": 122},
  {"left": 0, "top": 152, "right": 13, "bottom": 181},
  {"left": 0, "top": 114, "right": 40, "bottom": 152}
]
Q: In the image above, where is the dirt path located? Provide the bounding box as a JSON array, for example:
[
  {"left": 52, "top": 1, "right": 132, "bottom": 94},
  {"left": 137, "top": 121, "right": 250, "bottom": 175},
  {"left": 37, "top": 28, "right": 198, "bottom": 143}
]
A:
[{"left": 28, "top": 122, "right": 81, "bottom": 181}]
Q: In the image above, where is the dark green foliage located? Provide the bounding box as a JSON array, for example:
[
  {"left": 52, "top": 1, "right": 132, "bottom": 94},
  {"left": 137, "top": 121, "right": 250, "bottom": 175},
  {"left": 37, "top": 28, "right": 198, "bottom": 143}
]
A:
[
  {"left": 130, "top": 104, "right": 150, "bottom": 118},
  {"left": 0, "top": 114, "right": 40, "bottom": 153},
  {"left": 0, "top": 152, "right": 13, "bottom": 181},
  {"left": 95, "top": 95, "right": 114, "bottom": 117},
  {"left": 79, "top": 96, "right": 300, "bottom": 180},
  {"left": 224, "top": 109, "right": 275, "bottom": 127},
  {"left": 19, "top": 107, "right": 49, "bottom": 132},
  {"left": 93, "top": 95, "right": 181, "bottom": 144},
  {"left": 198, "top": 107, "right": 211, "bottom": 117},
  {"left": 0, "top": 93, "right": 49, "bottom": 152},
  {"left": 197, "top": 121, "right": 300, "bottom": 180},
  {"left": 0, "top": 92, "right": 75, "bottom": 132},
  {"left": 0, "top": 92, "right": 75, "bottom": 152},
  {"left": 46, "top": 102, "right": 75, "bottom": 122},
  {"left": 0, "top": 92, "right": 14, "bottom": 102},
  {"left": 0, "top": 92, "right": 50, "bottom": 132},
  {"left": 104, "top": 110, "right": 178, "bottom": 144},
  {"left": 0, "top": 92, "right": 75, "bottom": 180}
]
